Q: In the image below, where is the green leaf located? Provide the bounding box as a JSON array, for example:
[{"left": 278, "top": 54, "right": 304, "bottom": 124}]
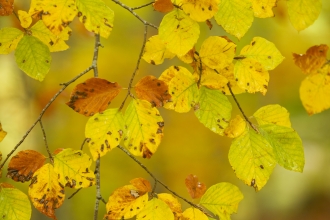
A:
[
  {"left": 124, "top": 99, "right": 164, "bottom": 158},
  {"left": 54, "top": 148, "right": 95, "bottom": 188},
  {"left": 159, "top": 9, "right": 200, "bottom": 56},
  {"left": 287, "top": 0, "right": 322, "bottom": 31},
  {"left": 85, "top": 108, "right": 125, "bottom": 160},
  {"left": 228, "top": 129, "right": 276, "bottom": 191},
  {"left": 0, "top": 183, "right": 31, "bottom": 220},
  {"left": 75, "top": 0, "right": 114, "bottom": 38},
  {"left": 253, "top": 104, "right": 291, "bottom": 128},
  {"left": 0, "top": 27, "right": 24, "bottom": 54},
  {"left": 15, "top": 35, "right": 51, "bottom": 81},
  {"left": 259, "top": 124, "right": 305, "bottom": 172},
  {"left": 194, "top": 86, "right": 232, "bottom": 136},
  {"left": 239, "top": 37, "right": 285, "bottom": 71},
  {"left": 214, "top": 0, "right": 253, "bottom": 39},
  {"left": 136, "top": 198, "right": 174, "bottom": 220},
  {"left": 200, "top": 182, "right": 243, "bottom": 220}
]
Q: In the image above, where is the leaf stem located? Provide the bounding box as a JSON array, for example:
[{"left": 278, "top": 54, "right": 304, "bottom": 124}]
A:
[
  {"left": 131, "top": 2, "right": 154, "bottom": 10},
  {"left": 39, "top": 120, "right": 53, "bottom": 163}
]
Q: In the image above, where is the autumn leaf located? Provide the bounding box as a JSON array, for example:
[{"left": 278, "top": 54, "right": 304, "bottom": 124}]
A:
[
  {"left": 217, "top": 63, "right": 245, "bottom": 95},
  {"left": 130, "top": 178, "right": 152, "bottom": 195},
  {"left": 293, "top": 44, "right": 329, "bottom": 74},
  {"left": 136, "top": 198, "right": 174, "bottom": 220},
  {"left": 134, "top": 75, "right": 171, "bottom": 107},
  {"left": 153, "top": 0, "right": 174, "bottom": 13},
  {"left": 29, "top": 163, "right": 65, "bottom": 220},
  {"left": 18, "top": 10, "right": 32, "bottom": 28},
  {"left": 224, "top": 115, "right": 246, "bottom": 138},
  {"left": 7, "top": 150, "right": 46, "bottom": 182},
  {"left": 253, "top": 104, "right": 291, "bottom": 128},
  {"left": 0, "top": 122, "right": 7, "bottom": 142},
  {"left": 66, "top": 78, "right": 121, "bottom": 116},
  {"left": 157, "top": 193, "right": 182, "bottom": 219},
  {"left": 198, "top": 66, "right": 228, "bottom": 91},
  {"left": 159, "top": 9, "right": 200, "bottom": 56},
  {"left": 181, "top": 0, "right": 220, "bottom": 22},
  {"left": 85, "top": 108, "right": 125, "bottom": 160},
  {"left": 185, "top": 174, "right": 206, "bottom": 199},
  {"left": 251, "top": 0, "right": 277, "bottom": 18},
  {"left": 0, "top": 27, "right": 24, "bottom": 54},
  {"left": 182, "top": 208, "right": 208, "bottom": 220},
  {"left": 123, "top": 99, "right": 164, "bottom": 158},
  {"left": 0, "top": 0, "right": 14, "bottom": 16},
  {"left": 0, "top": 183, "right": 31, "bottom": 220},
  {"left": 178, "top": 48, "right": 195, "bottom": 64},
  {"left": 142, "top": 35, "right": 175, "bottom": 65}
]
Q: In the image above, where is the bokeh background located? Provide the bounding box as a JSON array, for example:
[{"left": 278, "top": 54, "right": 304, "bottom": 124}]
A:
[{"left": 1, "top": 0, "right": 330, "bottom": 219}]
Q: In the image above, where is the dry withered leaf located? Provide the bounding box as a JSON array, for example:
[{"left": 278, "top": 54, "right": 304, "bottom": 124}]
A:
[
  {"left": 66, "top": 78, "right": 121, "bottom": 116},
  {"left": 0, "top": 0, "right": 14, "bottom": 16},
  {"left": 185, "top": 174, "right": 206, "bottom": 199},
  {"left": 7, "top": 150, "right": 46, "bottom": 183},
  {"left": 134, "top": 75, "right": 171, "bottom": 107},
  {"left": 293, "top": 44, "right": 329, "bottom": 74},
  {"left": 130, "top": 178, "right": 152, "bottom": 194},
  {"left": 153, "top": 0, "right": 174, "bottom": 13}
]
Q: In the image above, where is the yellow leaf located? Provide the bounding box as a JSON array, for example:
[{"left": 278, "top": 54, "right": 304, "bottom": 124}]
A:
[
  {"left": 287, "top": 0, "right": 322, "bottom": 31},
  {"left": 157, "top": 193, "right": 182, "bottom": 219},
  {"left": 178, "top": 48, "right": 196, "bottom": 64},
  {"left": 160, "top": 66, "right": 199, "bottom": 113},
  {"left": 18, "top": 10, "right": 32, "bottom": 28},
  {"left": 199, "top": 36, "right": 236, "bottom": 70},
  {"left": 75, "top": 0, "right": 114, "bottom": 38},
  {"left": 136, "top": 198, "right": 174, "bottom": 220},
  {"left": 239, "top": 37, "right": 285, "bottom": 70},
  {"left": 300, "top": 65, "right": 330, "bottom": 115},
  {"left": 28, "top": 163, "right": 65, "bottom": 219},
  {"left": 234, "top": 58, "right": 269, "bottom": 95},
  {"left": 29, "top": 0, "right": 77, "bottom": 35},
  {"left": 85, "top": 108, "right": 124, "bottom": 160},
  {"left": 124, "top": 99, "right": 164, "bottom": 158},
  {"left": 0, "top": 27, "right": 24, "bottom": 54},
  {"left": 224, "top": 115, "right": 246, "bottom": 138},
  {"left": 214, "top": 0, "right": 254, "bottom": 39},
  {"left": 181, "top": 0, "right": 220, "bottom": 22},
  {"left": 142, "top": 35, "right": 175, "bottom": 65},
  {"left": 199, "top": 66, "right": 228, "bottom": 90},
  {"left": 0, "top": 122, "right": 7, "bottom": 142},
  {"left": 217, "top": 63, "right": 245, "bottom": 95},
  {"left": 159, "top": 9, "right": 200, "bottom": 56},
  {"left": 30, "top": 20, "right": 71, "bottom": 52},
  {"left": 251, "top": 0, "right": 277, "bottom": 18},
  {"left": 253, "top": 104, "right": 291, "bottom": 127},
  {"left": 182, "top": 208, "right": 208, "bottom": 220}
]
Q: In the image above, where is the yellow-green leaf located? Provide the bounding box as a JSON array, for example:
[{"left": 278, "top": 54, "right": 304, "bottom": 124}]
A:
[
  {"left": 0, "top": 122, "right": 7, "bottom": 142},
  {"left": 0, "top": 183, "right": 31, "bottom": 220},
  {"left": 217, "top": 63, "right": 246, "bottom": 95},
  {"left": 287, "top": 0, "right": 322, "bottom": 31},
  {"left": 0, "top": 27, "right": 24, "bottom": 54},
  {"left": 18, "top": 10, "right": 32, "bottom": 28},
  {"left": 198, "top": 66, "right": 228, "bottom": 90},
  {"left": 214, "top": 0, "right": 254, "bottom": 39},
  {"left": 31, "top": 20, "right": 71, "bottom": 52},
  {"left": 239, "top": 37, "right": 285, "bottom": 70},
  {"left": 85, "top": 108, "right": 124, "bottom": 160},
  {"left": 199, "top": 36, "right": 236, "bottom": 70},
  {"left": 259, "top": 124, "right": 304, "bottom": 172},
  {"left": 53, "top": 148, "right": 95, "bottom": 188},
  {"left": 182, "top": 208, "right": 208, "bottom": 220},
  {"left": 181, "top": 0, "right": 220, "bottom": 22},
  {"left": 15, "top": 35, "right": 51, "bottom": 81},
  {"left": 224, "top": 115, "right": 246, "bottom": 138},
  {"left": 228, "top": 128, "right": 276, "bottom": 191},
  {"left": 253, "top": 104, "right": 291, "bottom": 128},
  {"left": 75, "top": 0, "right": 114, "bottom": 38},
  {"left": 234, "top": 58, "right": 269, "bottom": 95},
  {"left": 124, "top": 99, "right": 164, "bottom": 158},
  {"left": 159, "top": 9, "right": 200, "bottom": 56},
  {"left": 157, "top": 193, "right": 182, "bottom": 219},
  {"left": 160, "top": 66, "right": 199, "bottom": 113},
  {"left": 200, "top": 182, "right": 243, "bottom": 220},
  {"left": 194, "top": 86, "right": 232, "bottom": 136},
  {"left": 142, "top": 35, "right": 175, "bottom": 65},
  {"left": 136, "top": 198, "right": 174, "bottom": 220},
  {"left": 251, "top": 0, "right": 277, "bottom": 18}
]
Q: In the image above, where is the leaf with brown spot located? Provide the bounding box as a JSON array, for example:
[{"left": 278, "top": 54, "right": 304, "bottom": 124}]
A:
[
  {"left": 293, "top": 44, "right": 329, "bottom": 74},
  {"left": 158, "top": 193, "right": 182, "bottom": 220},
  {"left": 66, "top": 78, "right": 121, "bottom": 116},
  {"left": 0, "top": 0, "right": 14, "bottom": 16},
  {"left": 135, "top": 75, "right": 171, "bottom": 108},
  {"left": 153, "top": 0, "right": 174, "bottom": 13},
  {"left": 184, "top": 174, "right": 206, "bottom": 199},
  {"left": 7, "top": 150, "right": 46, "bottom": 183},
  {"left": 130, "top": 178, "right": 152, "bottom": 194}
]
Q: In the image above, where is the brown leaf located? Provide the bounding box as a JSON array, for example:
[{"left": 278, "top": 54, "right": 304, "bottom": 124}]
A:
[
  {"left": 153, "top": 0, "right": 174, "bottom": 13},
  {"left": 134, "top": 75, "right": 171, "bottom": 107},
  {"left": 130, "top": 178, "right": 152, "bottom": 194},
  {"left": 7, "top": 150, "right": 46, "bottom": 183},
  {"left": 184, "top": 174, "right": 206, "bottom": 199},
  {"left": 66, "top": 78, "right": 121, "bottom": 116},
  {"left": 0, "top": 0, "right": 14, "bottom": 16},
  {"left": 293, "top": 44, "right": 329, "bottom": 74}
]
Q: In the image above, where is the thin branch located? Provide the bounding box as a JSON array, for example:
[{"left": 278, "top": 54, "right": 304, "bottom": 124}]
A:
[
  {"left": 111, "top": 0, "right": 158, "bottom": 29},
  {"left": 94, "top": 157, "right": 101, "bottom": 220},
  {"left": 227, "top": 83, "right": 259, "bottom": 133},
  {"left": 92, "top": 34, "right": 101, "bottom": 77},
  {"left": 80, "top": 138, "right": 89, "bottom": 150},
  {"left": 39, "top": 120, "right": 53, "bottom": 163},
  {"left": 197, "top": 58, "right": 203, "bottom": 88},
  {"left": 68, "top": 188, "right": 82, "bottom": 199},
  {"left": 131, "top": 2, "right": 154, "bottom": 10},
  {"left": 117, "top": 145, "right": 217, "bottom": 219}
]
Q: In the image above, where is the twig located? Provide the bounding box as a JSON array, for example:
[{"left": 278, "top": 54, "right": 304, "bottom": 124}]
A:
[
  {"left": 111, "top": 0, "right": 158, "bottom": 29},
  {"left": 68, "top": 188, "right": 82, "bottom": 199},
  {"left": 227, "top": 83, "right": 259, "bottom": 133},
  {"left": 197, "top": 58, "right": 203, "bottom": 87},
  {"left": 39, "top": 120, "right": 53, "bottom": 163},
  {"left": 131, "top": 2, "right": 154, "bottom": 10},
  {"left": 117, "top": 145, "right": 217, "bottom": 219},
  {"left": 80, "top": 138, "right": 88, "bottom": 150},
  {"left": 94, "top": 157, "right": 101, "bottom": 220},
  {"left": 92, "top": 34, "right": 101, "bottom": 77}
]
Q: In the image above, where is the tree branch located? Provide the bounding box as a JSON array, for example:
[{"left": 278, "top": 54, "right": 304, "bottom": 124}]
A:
[
  {"left": 131, "top": 2, "right": 154, "bottom": 10},
  {"left": 39, "top": 120, "right": 53, "bottom": 163},
  {"left": 94, "top": 157, "right": 102, "bottom": 220},
  {"left": 92, "top": 34, "right": 101, "bottom": 77}
]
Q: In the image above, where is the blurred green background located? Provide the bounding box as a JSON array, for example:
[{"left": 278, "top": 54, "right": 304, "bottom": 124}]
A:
[{"left": 1, "top": 0, "right": 330, "bottom": 219}]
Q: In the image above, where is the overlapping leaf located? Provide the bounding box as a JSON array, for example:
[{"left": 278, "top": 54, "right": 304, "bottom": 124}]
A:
[
  {"left": 0, "top": 183, "right": 31, "bottom": 220},
  {"left": 224, "top": 115, "right": 246, "bottom": 138},
  {"left": 18, "top": 10, "right": 32, "bottom": 28},
  {"left": 136, "top": 198, "right": 174, "bottom": 220},
  {"left": 251, "top": 0, "right": 277, "bottom": 18},
  {"left": 0, "top": 122, "right": 7, "bottom": 142},
  {"left": 66, "top": 78, "right": 121, "bottom": 116},
  {"left": 0, "top": 27, "right": 24, "bottom": 54},
  {"left": 53, "top": 148, "right": 95, "bottom": 188},
  {"left": 157, "top": 193, "right": 182, "bottom": 219},
  {"left": 185, "top": 174, "right": 206, "bottom": 199},
  {"left": 198, "top": 67, "right": 228, "bottom": 91},
  {"left": 85, "top": 108, "right": 124, "bottom": 160},
  {"left": 253, "top": 104, "right": 291, "bottom": 127},
  {"left": 181, "top": 0, "right": 220, "bottom": 22},
  {"left": 142, "top": 35, "right": 175, "bottom": 65},
  {"left": 0, "top": 0, "right": 14, "bottom": 16},
  {"left": 124, "top": 99, "right": 164, "bottom": 158},
  {"left": 182, "top": 208, "right": 208, "bottom": 220}
]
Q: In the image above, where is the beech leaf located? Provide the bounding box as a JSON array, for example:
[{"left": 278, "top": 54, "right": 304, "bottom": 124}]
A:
[
  {"left": 0, "top": 122, "right": 7, "bottom": 142},
  {"left": 142, "top": 35, "right": 175, "bottom": 65},
  {"left": 0, "top": 27, "right": 24, "bottom": 54},
  {"left": 157, "top": 193, "right": 182, "bottom": 219},
  {"left": 182, "top": 208, "right": 208, "bottom": 220},
  {"left": 181, "top": 0, "right": 220, "bottom": 22},
  {"left": 253, "top": 104, "right": 291, "bottom": 128},
  {"left": 184, "top": 174, "right": 206, "bottom": 199},
  {"left": 0, "top": 0, "right": 13, "bottom": 16},
  {"left": 18, "top": 10, "right": 32, "bottom": 28},
  {"left": 136, "top": 198, "right": 174, "bottom": 220},
  {"left": 224, "top": 115, "right": 246, "bottom": 138},
  {"left": 251, "top": 0, "right": 277, "bottom": 18},
  {"left": 153, "top": 0, "right": 174, "bottom": 13}
]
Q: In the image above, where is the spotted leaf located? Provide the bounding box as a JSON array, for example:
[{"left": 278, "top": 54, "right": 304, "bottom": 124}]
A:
[
  {"left": 136, "top": 198, "right": 174, "bottom": 220},
  {"left": 142, "top": 35, "right": 175, "bottom": 65},
  {"left": 0, "top": 27, "right": 24, "bottom": 54},
  {"left": 181, "top": 0, "right": 220, "bottom": 22}
]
